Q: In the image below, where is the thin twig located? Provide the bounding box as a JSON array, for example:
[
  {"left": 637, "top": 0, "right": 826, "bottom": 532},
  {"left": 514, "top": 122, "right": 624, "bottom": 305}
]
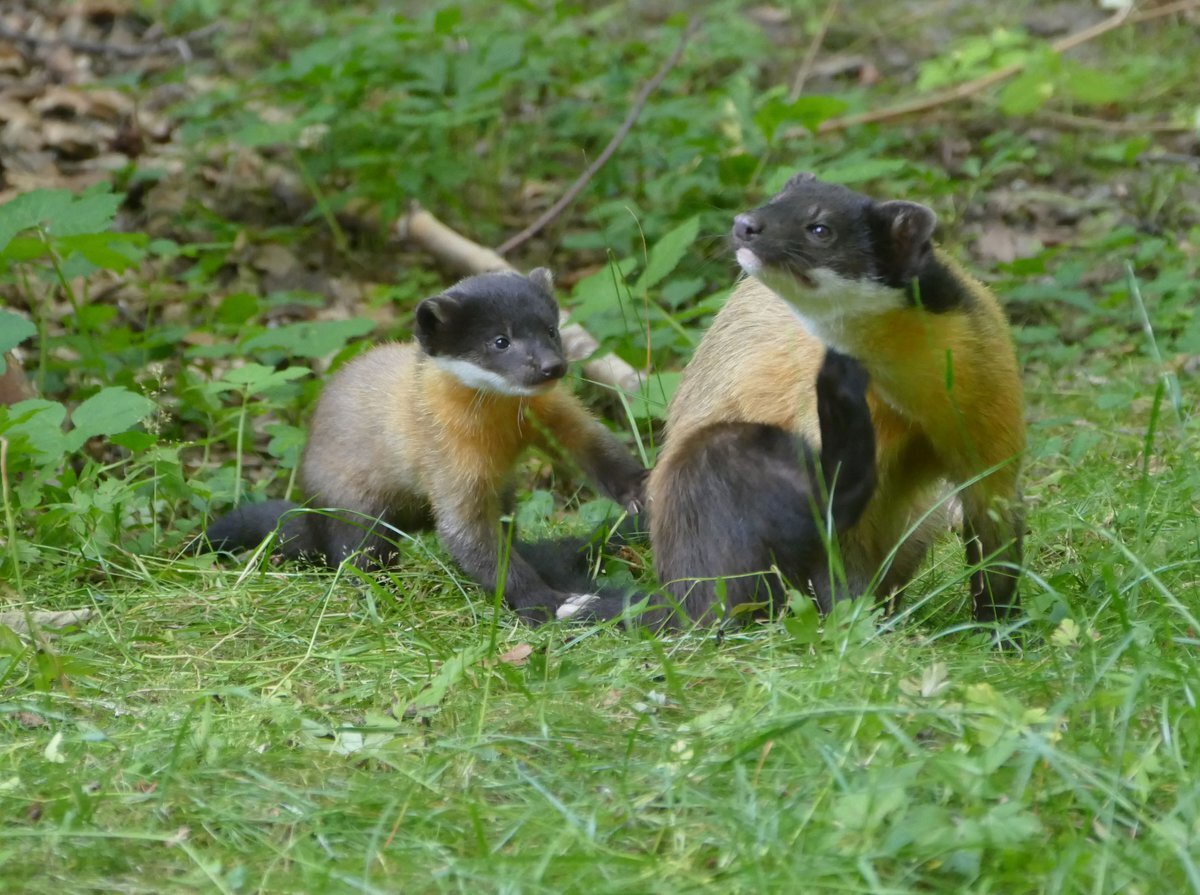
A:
[
  {"left": 1127, "top": 0, "right": 1200, "bottom": 22},
  {"left": 0, "top": 436, "right": 21, "bottom": 596},
  {"left": 788, "top": 0, "right": 841, "bottom": 102},
  {"left": 497, "top": 22, "right": 698, "bottom": 256},
  {"left": 816, "top": 0, "right": 1197, "bottom": 133},
  {"left": 1032, "top": 110, "right": 1192, "bottom": 134},
  {"left": 0, "top": 21, "right": 221, "bottom": 60},
  {"left": 1138, "top": 152, "right": 1200, "bottom": 168}
]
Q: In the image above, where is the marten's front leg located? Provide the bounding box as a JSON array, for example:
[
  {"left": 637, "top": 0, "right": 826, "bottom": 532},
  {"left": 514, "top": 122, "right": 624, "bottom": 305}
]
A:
[
  {"left": 531, "top": 392, "right": 647, "bottom": 515},
  {"left": 434, "top": 488, "right": 592, "bottom": 623},
  {"left": 812, "top": 349, "right": 876, "bottom": 533}
]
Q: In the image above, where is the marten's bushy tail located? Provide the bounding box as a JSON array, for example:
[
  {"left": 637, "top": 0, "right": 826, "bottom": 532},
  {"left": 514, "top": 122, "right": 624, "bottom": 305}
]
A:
[
  {"left": 651, "top": 350, "right": 876, "bottom": 626},
  {"left": 199, "top": 500, "right": 324, "bottom": 561},
  {"left": 199, "top": 500, "right": 647, "bottom": 617}
]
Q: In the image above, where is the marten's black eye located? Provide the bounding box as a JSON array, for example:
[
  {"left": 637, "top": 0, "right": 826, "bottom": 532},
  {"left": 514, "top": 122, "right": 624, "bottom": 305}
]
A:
[
  {"left": 492, "top": 336, "right": 510, "bottom": 350},
  {"left": 807, "top": 223, "right": 833, "bottom": 242},
  {"left": 548, "top": 325, "right": 558, "bottom": 339}
]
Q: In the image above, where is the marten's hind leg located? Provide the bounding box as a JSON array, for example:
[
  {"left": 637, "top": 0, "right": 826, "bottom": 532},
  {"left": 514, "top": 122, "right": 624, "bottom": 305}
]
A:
[
  {"left": 652, "top": 422, "right": 823, "bottom": 625},
  {"left": 651, "top": 350, "right": 875, "bottom": 626},
  {"left": 961, "top": 478, "right": 1023, "bottom": 623}
]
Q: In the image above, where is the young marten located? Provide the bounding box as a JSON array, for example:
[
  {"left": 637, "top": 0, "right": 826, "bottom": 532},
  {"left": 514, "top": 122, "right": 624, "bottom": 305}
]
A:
[
  {"left": 649, "top": 348, "right": 876, "bottom": 624},
  {"left": 649, "top": 173, "right": 1025, "bottom": 625},
  {"left": 204, "top": 269, "right": 647, "bottom": 623}
]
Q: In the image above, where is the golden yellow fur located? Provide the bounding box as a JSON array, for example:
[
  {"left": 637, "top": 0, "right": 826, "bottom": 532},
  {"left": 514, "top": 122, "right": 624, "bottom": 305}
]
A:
[{"left": 304, "top": 343, "right": 608, "bottom": 521}]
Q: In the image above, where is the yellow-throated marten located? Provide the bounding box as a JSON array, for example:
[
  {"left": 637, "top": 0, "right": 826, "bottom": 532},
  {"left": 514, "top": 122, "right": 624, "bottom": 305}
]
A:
[
  {"left": 649, "top": 173, "right": 1025, "bottom": 625},
  {"left": 204, "top": 269, "right": 647, "bottom": 623}
]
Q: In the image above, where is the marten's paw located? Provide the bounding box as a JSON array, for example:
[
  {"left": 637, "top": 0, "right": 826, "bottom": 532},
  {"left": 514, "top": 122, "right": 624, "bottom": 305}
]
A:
[
  {"left": 817, "top": 349, "right": 869, "bottom": 399},
  {"left": 555, "top": 592, "right": 600, "bottom": 619},
  {"left": 554, "top": 588, "right": 656, "bottom": 625}
]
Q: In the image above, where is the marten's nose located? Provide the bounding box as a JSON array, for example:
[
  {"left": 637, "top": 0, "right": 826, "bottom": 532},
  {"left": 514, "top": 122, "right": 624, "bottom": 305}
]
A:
[
  {"left": 539, "top": 357, "right": 566, "bottom": 380},
  {"left": 732, "top": 214, "right": 763, "bottom": 242}
]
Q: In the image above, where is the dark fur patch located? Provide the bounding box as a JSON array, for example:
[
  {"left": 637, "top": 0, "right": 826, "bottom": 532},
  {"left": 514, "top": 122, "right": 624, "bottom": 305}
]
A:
[
  {"left": 200, "top": 499, "right": 322, "bottom": 560},
  {"left": 652, "top": 350, "right": 876, "bottom": 624},
  {"left": 654, "top": 421, "right": 823, "bottom": 623}
]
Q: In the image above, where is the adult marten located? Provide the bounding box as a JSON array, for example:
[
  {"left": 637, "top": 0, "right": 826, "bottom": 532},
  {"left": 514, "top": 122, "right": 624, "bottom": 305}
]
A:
[
  {"left": 204, "top": 269, "right": 646, "bottom": 623},
  {"left": 649, "top": 173, "right": 1025, "bottom": 625}
]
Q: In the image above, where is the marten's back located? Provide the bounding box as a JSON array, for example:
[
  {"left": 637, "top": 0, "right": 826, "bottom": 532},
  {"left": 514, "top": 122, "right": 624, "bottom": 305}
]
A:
[
  {"left": 300, "top": 343, "right": 425, "bottom": 510},
  {"left": 651, "top": 284, "right": 817, "bottom": 476}
]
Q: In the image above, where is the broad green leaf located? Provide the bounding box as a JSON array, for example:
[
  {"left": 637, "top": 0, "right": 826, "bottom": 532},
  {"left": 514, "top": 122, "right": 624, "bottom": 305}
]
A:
[
  {"left": 0, "top": 624, "right": 24, "bottom": 655},
  {"left": 217, "top": 293, "right": 260, "bottom": 325},
  {"left": 1000, "top": 68, "right": 1055, "bottom": 115},
  {"left": 57, "top": 232, "right": 147, "bottom": 273},
  {"left": 483, "top": 34, "right": 524, "bottom": 75},
  {"left": 110, "top": 431, "right": 157, "bottom": 452},
  {"left": 65, "top": 387, "right": 156, "bottom": 452},
  {"left": 754, "top": 94, "right": 847, "bottom": 142},
  {"left": 241, "top": 318, "right": 376, "bottom": 359},
  {"left": 977, "top": 801, "right": 1044, "bottom": 848},
  {"left": 232, "top": 117, "right": 306, "bottom": 148},
  {"left": 634, "top": 216, "right": 699, "bottom": 295},
  {"left": 408, "top": 643, "right": 489, "bottom": 713},
  {"left": 660, "top": 276, "right": 705, "bottom": 308},
  {"left": 0, "top": 310, "right": 36, "bottom": 359},
  {"left": 0, "top": 186, "right": 123, "bottom": 257},
  {"left": 213, "top": 363, "right": 310, "bottom": 395},
  {"left": 1, "top": 399, "right": 68, "bottom": 463},
  {"left": 818, "top": 157, "right": 908, "bottom": 186},
  {"left": 265, "top": 422, "right": 307, "bottom": 467},
  {"left": 623, "top": 371, "right": 680, "bottom": 421},
  {"left": 0, "top": 189, "right": 72, "bottom": 254},
  {"left": 514, "top": 488, "right": 555, "bottom": 533},
  {"left": 0, "top": 235, "right": 46, "bottom": 264},
  {"left": 1063, "top": 63, "right": 1135, "bottom": 105},
  {"left": 45, "top": 189, "right": 123, "bottom": 238},
  {"left": 433, "top": 6, "right": 462, "bottom": 34},
  {"left": 285, "top": 38, "right": 345, "bottom": 78},
  {"left": 783, "top": 589, "right": 821, "bottom": 644},
  {"left": 568, "top": 256, "right": 638, "bottom": 324}
]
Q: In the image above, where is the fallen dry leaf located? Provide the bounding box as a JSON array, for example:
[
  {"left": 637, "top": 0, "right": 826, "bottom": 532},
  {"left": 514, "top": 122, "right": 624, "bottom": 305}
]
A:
[
  {"left": 973, "top": 222, "right": 1042, "bottom": 266},
  {"left": 251, "top": 243, "right": 301, "bottom": 279},
  {"left": 497, "top": 643, "right": 534, "bottom": 666},
  {"left": 0, "top": 608, "right": 96, "bottom": 634}
]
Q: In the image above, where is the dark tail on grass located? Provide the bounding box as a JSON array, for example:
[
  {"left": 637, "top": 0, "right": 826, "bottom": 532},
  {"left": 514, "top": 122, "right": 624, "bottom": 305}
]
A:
[
  {"left": 198, "top": 500, "right": 323, "bottom": 561},
  {"left": 198, "top": 500, "right": 649, "bottom": 618}
]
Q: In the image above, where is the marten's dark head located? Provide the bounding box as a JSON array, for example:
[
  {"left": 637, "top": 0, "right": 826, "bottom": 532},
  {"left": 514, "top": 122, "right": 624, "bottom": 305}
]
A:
[
  {"left": 415, "top": 268, "right": 567, "bottom": 397},
  {"left": 732, "top": 173, "right": 947, "bottom": 333}
]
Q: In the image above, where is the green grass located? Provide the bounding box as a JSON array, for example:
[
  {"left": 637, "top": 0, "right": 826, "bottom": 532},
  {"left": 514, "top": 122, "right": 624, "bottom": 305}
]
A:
[
  {"left": 3, "top": 396, "right": 1198, "bottom": 893},
  {"left": 3, "top": 0, "right": 1200, "bottom": 891}
]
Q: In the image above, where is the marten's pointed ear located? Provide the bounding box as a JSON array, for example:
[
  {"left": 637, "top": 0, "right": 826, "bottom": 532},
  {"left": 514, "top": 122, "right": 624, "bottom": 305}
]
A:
[
  {"left": 527, "top": 267, "right": 554, "bottom": 294},
  {"left": 872, "top": 200, "right": 937, "bottom": 278},
  {"left": 784, "top": 171, "right": 816, "bottom": 190},
  {"left": 415, "top": 295, "right": 458, "bottom": 354}
]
